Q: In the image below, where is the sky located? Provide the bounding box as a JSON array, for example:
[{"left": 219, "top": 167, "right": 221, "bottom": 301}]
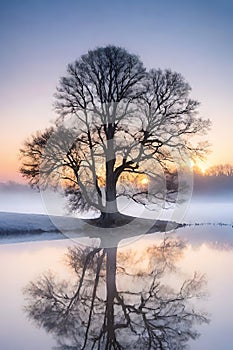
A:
[{"left": 0, "top": 0, "right": 233, "bottom": 182}]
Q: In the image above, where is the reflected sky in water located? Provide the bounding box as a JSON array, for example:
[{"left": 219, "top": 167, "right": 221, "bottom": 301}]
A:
[{"left": 1, "top": 228, "right": 233, "bottom": 349}]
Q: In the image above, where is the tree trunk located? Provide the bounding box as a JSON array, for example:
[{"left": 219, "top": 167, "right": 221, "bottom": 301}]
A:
[
  {"left": 101, "top": 178, "right": 119, "bottom": 225},
  {"left": 103, "top": 126, "right": 119, "bottom": 224}
]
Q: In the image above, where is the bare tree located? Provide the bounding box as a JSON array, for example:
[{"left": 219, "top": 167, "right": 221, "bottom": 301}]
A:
[
  {"left": 20, "top": 46, "right": 211, "bottom": 225},
  {"left": 24, "top": 239, "right": 209, "bottom": 349}
]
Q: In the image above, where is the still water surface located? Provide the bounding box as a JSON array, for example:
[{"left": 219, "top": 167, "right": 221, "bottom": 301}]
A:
[{"left": 0, "top": 226, "right": 233, "bottom": 349}]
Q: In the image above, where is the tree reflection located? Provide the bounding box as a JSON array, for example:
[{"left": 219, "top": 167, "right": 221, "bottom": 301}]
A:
[{"left": 24, "top": 237, "right": 209, "bottom": 349}]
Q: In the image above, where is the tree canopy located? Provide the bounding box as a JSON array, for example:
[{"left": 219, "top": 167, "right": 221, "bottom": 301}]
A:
[{"left": 20, "top": 45, "right": 211, "bottom": 224}]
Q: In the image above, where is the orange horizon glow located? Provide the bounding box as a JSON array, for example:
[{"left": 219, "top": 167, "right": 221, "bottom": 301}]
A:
[
  {"left": 2, "top": 157, "right": 233, "bottom": 185},
  {"left": 190, "top": 160, "right": 208, "bottom": 175}
]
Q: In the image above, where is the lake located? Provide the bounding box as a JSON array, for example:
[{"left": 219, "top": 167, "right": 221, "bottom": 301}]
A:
[{"left": 1, "top": 225, "right": 233, "bottom": 349}]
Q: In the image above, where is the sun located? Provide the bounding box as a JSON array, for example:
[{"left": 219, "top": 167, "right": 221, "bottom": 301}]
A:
[
  {"left": 140, "top": 177, "right": 149, "bottom": 185},
  {"left": 200, "top": 166, "right": 207, "bottom": 175},
  {"left": 191, "top": 160, "right": 207, "bottom": 175}
]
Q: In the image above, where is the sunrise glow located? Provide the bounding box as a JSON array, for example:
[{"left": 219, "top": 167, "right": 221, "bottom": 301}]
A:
[{"left": 140, "top": 177, "right": 149, "bottom": 186}]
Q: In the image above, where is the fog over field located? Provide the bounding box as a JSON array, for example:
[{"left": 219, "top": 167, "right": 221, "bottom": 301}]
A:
[
  {"left": 0, "top": 181, "right": 45, "bottom": 214},
  {"left": 0, "top": 176, "right": 232, "bottom": 225}
]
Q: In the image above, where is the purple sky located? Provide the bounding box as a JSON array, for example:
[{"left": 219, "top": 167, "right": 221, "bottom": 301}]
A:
[{"left": 1, "top": 0, "right": 233, "bottom": 181}]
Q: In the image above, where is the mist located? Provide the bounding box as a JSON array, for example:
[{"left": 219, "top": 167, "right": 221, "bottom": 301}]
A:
[{"left": 0, "top": 181, "right": 45, "bottom": 214}]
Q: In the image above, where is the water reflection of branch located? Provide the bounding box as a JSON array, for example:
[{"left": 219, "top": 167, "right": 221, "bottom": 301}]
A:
[{"left": 24, "top": 238, "right": 209, "bottom": 349}]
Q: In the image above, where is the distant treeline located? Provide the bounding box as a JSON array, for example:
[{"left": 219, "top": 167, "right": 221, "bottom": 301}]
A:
[{"left": 195, "top": 163, "right": 233, "bottom": 177}]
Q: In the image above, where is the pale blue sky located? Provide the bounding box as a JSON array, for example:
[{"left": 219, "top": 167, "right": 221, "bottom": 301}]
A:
[{"left": 1, "top": 0, "right": 233, "bottom": 180}]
